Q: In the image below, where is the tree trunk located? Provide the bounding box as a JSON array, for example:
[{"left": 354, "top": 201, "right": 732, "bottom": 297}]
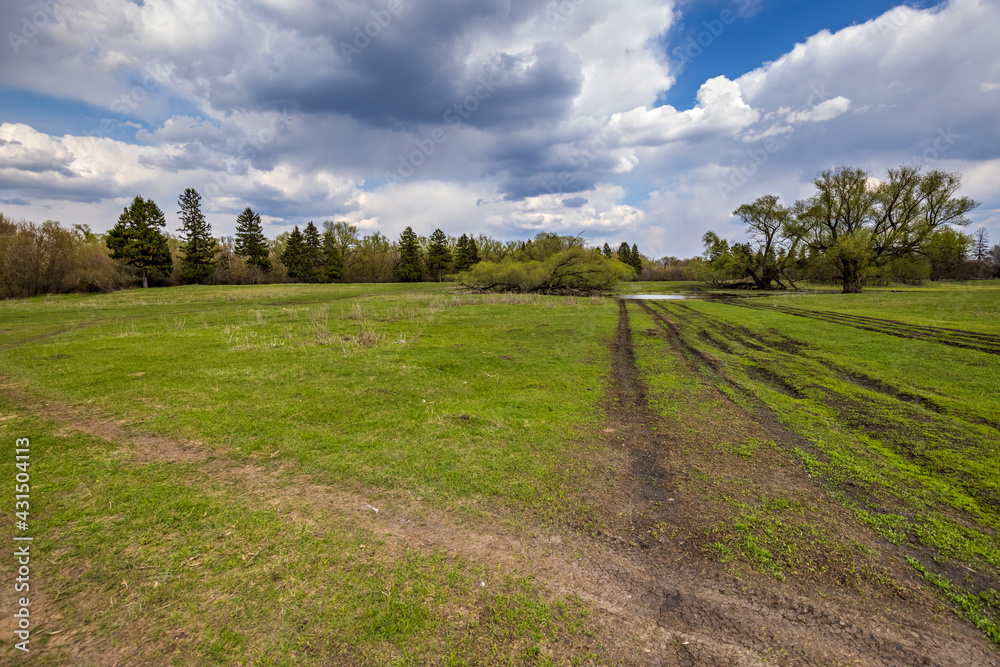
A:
[
  {"left": 142, "top": 270, "right": 148, "bottom": 289},
  {"left": 841, "top": 261, "right": 863, "bottom": 293}
]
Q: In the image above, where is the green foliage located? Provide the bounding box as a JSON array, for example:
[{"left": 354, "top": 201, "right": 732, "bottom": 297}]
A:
[
  {"left": 454, "top": 233, "right": 481, "bottom": 272},
  {"left": 601, "top": 242, "right": 612, "bottom": 258},
  {"left": 234, "top": 207, "right": 272, "bottom": 273},
  {"left": 629, "top": 243, "right": 643, "bottom": 274},
  {"left": 397, "top": 226, "right": 424, "bottom": 282},
  {"left": 458, "top": 246, "right": 633, "bottom": 294},
  {"left": 715, "top": 165, "right": 981, "bottom": 293},
  {"left": 923, "top": 227, "right": 974, "bottom": 280},
  {"left": 616, "top": 242, "right": 631, "bottom": 267},
  {"left": 302, "top": 221, "right": 324, "bottom": 282},
  {"left": 106, "top": 195, "right": 173, "bottom": 288},
  {"left": 426, "top": 228, "right": 452, "bottom": 281},
  {"left": 177, "top": 188, "right": 218, "bottom": 284},
  {"left": 322, "top": 229, "right": 344, "bottom": 282},
  {"left": 280, "top": 226, "right": 309, "bottom": 281}
]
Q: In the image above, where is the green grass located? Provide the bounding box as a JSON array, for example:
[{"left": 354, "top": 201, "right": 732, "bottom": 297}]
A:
[
  {"left": 629, "top": 288, "right": 1000, "bottom": 644},
  {"left": 0, "top": 283, "right": 614, "bottom": 664},
  {"left": 0, "top": 285, "right": 615, "bottom": 520}
]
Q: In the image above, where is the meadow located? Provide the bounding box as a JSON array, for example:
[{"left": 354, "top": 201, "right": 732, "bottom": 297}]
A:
[{"left": 0, "top": 281, "right": 998, "bottom": 665}]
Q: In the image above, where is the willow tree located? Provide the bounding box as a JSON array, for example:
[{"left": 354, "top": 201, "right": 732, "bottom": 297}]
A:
[{"left": 795, "top": 166, "right": 978, "bottom": 293}]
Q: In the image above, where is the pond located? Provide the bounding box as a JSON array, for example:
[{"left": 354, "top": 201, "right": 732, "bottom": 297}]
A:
[{"left": 618, "top": 294, "right": 688, "bottom": 300}]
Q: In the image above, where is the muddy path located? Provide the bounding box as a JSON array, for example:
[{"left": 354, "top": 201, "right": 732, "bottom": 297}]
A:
[
  {"left": 724, "top": 300, "right": 1000, "bottom": 355},
  {"left": 2, "top": 297, "right": 998, "bottom": 665},
  {"left": 593, "top": 301, "right": 997, "bottom": 665}
]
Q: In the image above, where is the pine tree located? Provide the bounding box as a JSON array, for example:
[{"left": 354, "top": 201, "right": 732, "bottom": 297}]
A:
[
  {"left": 602, "top": 242, "right": 612, "bottom": 258},
  {"left": 106, "top": 195, "right": 173, "bottom": 288},
  {"left": 630, "top": 243, "right": 643, "bottom": 273},
  {"left": 397, "top": 226, "right": 424, "bottom": 282},
  {"left": 426, "top": 228, "right": 452, "bottom": 281},
  {"left": 303, "top": 221, "right": 323, "bottom": 282},
  {"left": 177, "top": 188, "right": 218, "bottom": 284},
  {"left": 322, "top": 229, "right": 344, "bottom": 282},
  {"left": 281, "top": 226, "right": 308, "bottom": 281},
  {"left": 234, "top": 207, "right": 271, "bottom": 273}
]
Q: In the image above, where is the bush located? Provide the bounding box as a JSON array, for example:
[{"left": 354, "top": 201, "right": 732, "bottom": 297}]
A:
[{"left": 457, "top": 247, "right": 634, "bottom": 294}]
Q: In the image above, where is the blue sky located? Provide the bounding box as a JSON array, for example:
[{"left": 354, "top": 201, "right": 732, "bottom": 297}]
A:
[{"left": 0, "top": 0, "right": 997, "bottom": 258}]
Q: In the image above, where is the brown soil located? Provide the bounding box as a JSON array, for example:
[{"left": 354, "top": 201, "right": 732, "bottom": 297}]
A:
[{"left": 1, "top": 298, "right": 998, "bottom": 665}]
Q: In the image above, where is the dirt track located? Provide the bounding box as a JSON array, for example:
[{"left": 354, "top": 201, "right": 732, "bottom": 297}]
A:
[{"left": 1, "top": 301, "right": 997, "bottom": 665}]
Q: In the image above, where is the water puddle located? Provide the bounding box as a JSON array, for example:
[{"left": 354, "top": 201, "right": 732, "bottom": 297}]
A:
[{"left": 619, "top": 294, "right": 688, "bottom": 300}]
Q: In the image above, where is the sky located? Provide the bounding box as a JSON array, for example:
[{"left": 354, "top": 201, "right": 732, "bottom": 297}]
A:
[{"left": 1, "top": 0, "right": 998, "bottom": 259}]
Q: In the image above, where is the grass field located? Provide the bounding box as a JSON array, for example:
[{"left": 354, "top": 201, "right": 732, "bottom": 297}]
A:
[{"left": 1, "top": 281, "right": 998, "bottom": 664}]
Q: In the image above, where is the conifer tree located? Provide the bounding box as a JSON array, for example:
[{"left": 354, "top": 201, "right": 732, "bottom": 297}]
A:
[
  {"left": 303, "top": 221, "right": 323, "bottom": 282},
  {"left": 455, "top": 234, "right": 480, "bottom": 272},
  {"left": 234, "top": 207, "right": 271, "bottom": 273},
  {"left": 397, "top": 226, "right": 424, "bottom": 282},
  {"left": 630, "top": 243, "right": 643, "bottom": 273},
  {"left": 177, "top": 188, "right": 218, "bottom": 284},
  {"left": 106, "top": 195, "right": 173, "bottom": 288},
  {"left": 617, "top": 242, "right": 632, "bottom": 267},
  {"left": 454, "top": 234, "right": 471, "bottom": 272},
  {"left": 426, "top": 228, "right": 452, "bottom": 281},
  {"left": 602, "top": 242, "right": 612, "bottom": 258},
  {"left": 281, "top": 226, "right": 308, "bottom": 281}
]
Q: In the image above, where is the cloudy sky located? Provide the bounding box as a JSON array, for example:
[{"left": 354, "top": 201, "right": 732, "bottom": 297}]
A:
[{"left": 1, "top": 0, "right": 998, "bottom": 258}]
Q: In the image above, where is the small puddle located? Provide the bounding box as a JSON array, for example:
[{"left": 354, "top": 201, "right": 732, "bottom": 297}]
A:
[{"left": 619, "top": 294, "right": 688, "bottom": 300}]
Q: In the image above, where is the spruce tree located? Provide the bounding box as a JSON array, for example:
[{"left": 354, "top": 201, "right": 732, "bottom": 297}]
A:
[
  {"left": 455, "top": 234, "right": 480, "bottom": 272},
  {"left": 281, "top": 226, "right": 308, "bottom": 281},
  {"left": 234, "top": 207, "right": 271, "bottom": 273},
  {"left": 106, "top": 195, "right": 173, "bottom": 288},
  {"left": 617, "top": 242, "right": 632, "bottom": 267},
  {"left": 454, "top": 234, "right": 471, "bottom": 272},
  {"left": 303, "top": 221, "right": 323, "bottom": 282},
  {"left": 602, "top": 242, "right": 612, "bottom": 258},
  {"left": 426, "top": 228, "right": 452, "bottom": 281},
  {"left": 397, "top": 226, "right": 424, "bottom": 282},
  {"left": 177, "top": 188, "right": 218, "bottom": 284},
  {"left": 465, "top": 237, "right": 480, "bottom": 267},
  {"left": 322, "top": 229, "right": 344, "bottom": 282},
  {"left": 630, "top": 243, "right": 643, "bottom": 273}
]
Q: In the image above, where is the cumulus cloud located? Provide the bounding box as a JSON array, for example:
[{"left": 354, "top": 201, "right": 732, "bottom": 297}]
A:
[{"left": 0, "top": 0, "right": 997, "bottom": 259}]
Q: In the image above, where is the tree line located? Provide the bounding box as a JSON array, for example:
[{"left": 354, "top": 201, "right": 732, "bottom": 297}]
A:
[
  {"left": 0, "top": 189, "right": 652, "bottom": 298},
  {"left": 702, "top": 165, "right": 994, "bottom": 293}
]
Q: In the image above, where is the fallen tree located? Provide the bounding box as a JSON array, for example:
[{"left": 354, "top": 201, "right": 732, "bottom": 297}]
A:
[{"left": 457, "top": 247, "right": 634, "bottom": 294}]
